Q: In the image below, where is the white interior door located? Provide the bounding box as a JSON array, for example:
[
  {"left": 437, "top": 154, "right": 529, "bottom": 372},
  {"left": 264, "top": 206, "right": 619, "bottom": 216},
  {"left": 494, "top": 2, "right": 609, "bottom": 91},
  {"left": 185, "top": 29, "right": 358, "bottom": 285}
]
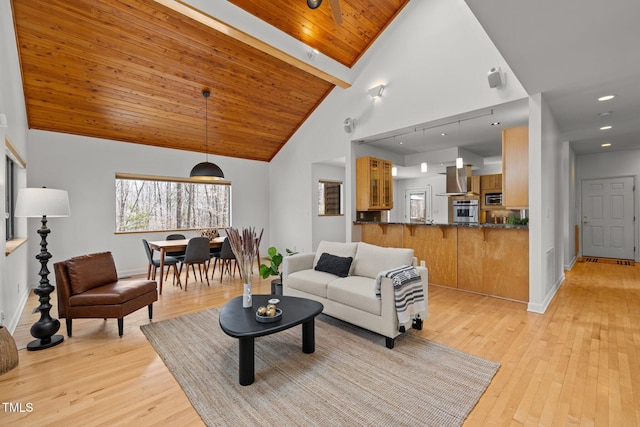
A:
[{"left": 581, "top": 177, "right": 635, "bottom": 259}]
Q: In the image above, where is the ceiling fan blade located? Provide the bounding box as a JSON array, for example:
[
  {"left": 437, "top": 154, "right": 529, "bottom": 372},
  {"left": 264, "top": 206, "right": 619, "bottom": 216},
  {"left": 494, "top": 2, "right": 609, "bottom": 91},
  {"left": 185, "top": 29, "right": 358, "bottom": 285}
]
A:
[{"left": 328, "top": 0, "right": 343, "bottom": 24}]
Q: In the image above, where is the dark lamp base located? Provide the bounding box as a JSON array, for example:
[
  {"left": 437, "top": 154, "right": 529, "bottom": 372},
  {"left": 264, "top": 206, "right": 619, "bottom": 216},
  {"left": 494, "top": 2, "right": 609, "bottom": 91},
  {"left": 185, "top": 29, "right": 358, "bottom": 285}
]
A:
[{"left": 27, "top": 334, "right": 64, "bottom": 351}]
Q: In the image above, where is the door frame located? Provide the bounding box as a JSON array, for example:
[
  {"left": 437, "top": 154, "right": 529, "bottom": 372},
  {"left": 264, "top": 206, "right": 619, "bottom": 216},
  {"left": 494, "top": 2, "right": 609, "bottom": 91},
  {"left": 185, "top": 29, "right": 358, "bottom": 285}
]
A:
[{"left": 404, "top": 186, "right": 433, "bottom": 223}]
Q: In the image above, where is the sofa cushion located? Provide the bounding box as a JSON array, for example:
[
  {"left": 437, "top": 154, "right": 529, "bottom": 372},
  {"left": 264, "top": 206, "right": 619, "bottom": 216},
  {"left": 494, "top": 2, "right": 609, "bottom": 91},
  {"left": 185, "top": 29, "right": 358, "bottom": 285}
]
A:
[
  {"left": 314, "top": 253, "right": 353, "bottom": 277},
  {"left": 286, "top": 269, "right": 338, "bottom": 298},
  {"left": 313, "top": 241, "right": 358, "bottom": 274},
  {"left": 68, "top": 279, "right": 157, "bottom": 306},
  {"left": 66, "top": 252, "right": 118, "bottom": 295},
  {"left": 352, "top": 242, "right": 414, "bottom": 279},
  {"left": 326, "top": 276, "right": 381, "bottom": 315}
]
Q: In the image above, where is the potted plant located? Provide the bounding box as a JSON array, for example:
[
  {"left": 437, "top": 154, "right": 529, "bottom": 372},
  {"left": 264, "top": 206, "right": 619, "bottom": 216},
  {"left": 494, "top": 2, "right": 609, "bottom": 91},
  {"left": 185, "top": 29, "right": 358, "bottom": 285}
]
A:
[{"left": 259, "top": 246, "right": 297, "bottom": 295}]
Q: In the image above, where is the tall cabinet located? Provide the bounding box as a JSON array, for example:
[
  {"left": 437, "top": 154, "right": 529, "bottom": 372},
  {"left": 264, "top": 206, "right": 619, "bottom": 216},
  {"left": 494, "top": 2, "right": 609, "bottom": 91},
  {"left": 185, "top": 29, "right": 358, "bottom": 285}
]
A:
[
  {"left": 502, "top": 126, "right": 529, "bottom": 208},
  {"left": 356, "top": 156, "right": 393, "bottom": 210}
]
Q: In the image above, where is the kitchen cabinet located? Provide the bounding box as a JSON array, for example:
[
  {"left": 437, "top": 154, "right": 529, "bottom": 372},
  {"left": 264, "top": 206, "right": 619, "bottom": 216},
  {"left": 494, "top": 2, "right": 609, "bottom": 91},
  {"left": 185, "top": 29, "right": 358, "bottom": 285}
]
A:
[
  {"left": 356, "top": 156, "right": 393, "bottom": 210},
  {"left": 480, "top": 174, "right": 502, "bottom": 191},
  {"left": 480, "top": 173, "right": 503, "bottom": 210},
  {"left": 471, "top": 175, "right": 481, "bottom": 194},
  {"left": 457, "top": 227, "right": 529, "bottom": 301},
  {"left": 357, "top": 222, "right": 529, "bottom": 302},
  {"left": 502, "top": 126, "right": 528, "bottom": 208}
]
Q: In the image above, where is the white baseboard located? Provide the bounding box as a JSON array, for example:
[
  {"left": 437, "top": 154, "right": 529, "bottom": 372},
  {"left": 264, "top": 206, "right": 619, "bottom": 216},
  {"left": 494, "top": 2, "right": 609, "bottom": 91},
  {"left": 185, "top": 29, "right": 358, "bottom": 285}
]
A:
[
  {"left": 527, "top": 272, "right": 565, "bottom": 314},
  {"left": 7, "top": 287, "right": 31, "bottom": 334}
]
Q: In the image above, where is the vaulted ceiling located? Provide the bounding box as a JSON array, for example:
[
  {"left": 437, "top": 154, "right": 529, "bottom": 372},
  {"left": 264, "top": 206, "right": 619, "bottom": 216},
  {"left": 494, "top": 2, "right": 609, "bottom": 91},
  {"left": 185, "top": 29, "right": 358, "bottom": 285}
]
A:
[{"left": 11, "top": 0, "right": 408, "bottom": 162}]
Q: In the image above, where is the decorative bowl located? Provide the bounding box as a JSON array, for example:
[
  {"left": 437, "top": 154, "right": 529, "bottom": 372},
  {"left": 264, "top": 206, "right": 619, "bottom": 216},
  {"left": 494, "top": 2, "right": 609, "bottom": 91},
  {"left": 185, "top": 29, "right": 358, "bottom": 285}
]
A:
[{"left": 256, "top": 308, "right": 282, "bottom": 323}]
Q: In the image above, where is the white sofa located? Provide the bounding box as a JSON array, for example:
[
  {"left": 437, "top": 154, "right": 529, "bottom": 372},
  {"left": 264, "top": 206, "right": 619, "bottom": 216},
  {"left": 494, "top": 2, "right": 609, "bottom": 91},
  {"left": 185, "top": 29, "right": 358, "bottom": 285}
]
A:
[{"left": 282, "top": 241, "right": 428, "bottom": 348}]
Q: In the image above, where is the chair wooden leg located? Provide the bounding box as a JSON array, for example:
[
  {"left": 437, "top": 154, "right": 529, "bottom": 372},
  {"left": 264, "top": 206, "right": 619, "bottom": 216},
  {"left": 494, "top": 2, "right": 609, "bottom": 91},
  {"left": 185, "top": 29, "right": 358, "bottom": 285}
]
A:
[
  {"left": 220, "top": 259, "right": 227, "bottom": 282},
  {"left": 203, "top": 262, "right": 210, "bottom": 286},
  {"left": 211, "top": 258, "right": 218, "bottom": 278},
  {"left": 173, "top": 264, "right": 181, "bottom": 288},
  {"left": 184, "top": 262, "right": 190, "bottom": 291},
  {"left": 66, "top": 319, "right": 72, "bottom": 337},
  {"left": 118, "top": 318, "right": 124, "bottom": 337},
  {"left": 148, "top": 304, "right": 153, "bottom": 319}
]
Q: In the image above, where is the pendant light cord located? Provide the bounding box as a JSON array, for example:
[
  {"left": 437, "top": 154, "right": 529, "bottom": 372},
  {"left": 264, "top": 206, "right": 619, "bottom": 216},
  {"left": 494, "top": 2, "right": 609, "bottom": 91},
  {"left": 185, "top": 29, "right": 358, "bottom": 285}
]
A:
[{"left": 203, "top": 89, "right": 210, "bottom": 162}]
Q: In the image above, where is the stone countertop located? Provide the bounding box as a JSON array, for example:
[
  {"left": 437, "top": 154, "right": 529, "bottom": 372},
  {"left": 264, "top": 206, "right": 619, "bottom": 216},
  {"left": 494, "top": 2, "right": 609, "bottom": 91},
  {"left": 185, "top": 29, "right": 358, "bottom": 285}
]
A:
[{"left": 353, "top": 221, "right": 529, "bottom": 230}]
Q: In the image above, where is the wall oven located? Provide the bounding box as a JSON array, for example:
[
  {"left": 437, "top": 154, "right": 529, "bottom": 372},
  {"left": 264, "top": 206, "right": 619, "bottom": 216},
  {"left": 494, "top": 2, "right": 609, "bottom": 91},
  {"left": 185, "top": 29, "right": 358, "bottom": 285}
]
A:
[
  {"left": 453, "top": 200, "right": 479, "bottom": 223},
  {"left": 485, "top": 192, "right": 503, "bottom": 206}
]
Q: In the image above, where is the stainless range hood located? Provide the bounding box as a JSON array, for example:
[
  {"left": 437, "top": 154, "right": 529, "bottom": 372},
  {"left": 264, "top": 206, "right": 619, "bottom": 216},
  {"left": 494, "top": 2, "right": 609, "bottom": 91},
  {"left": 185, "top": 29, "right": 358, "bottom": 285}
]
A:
[{"left": 437, "top": 165, "right": 474, "bottom": 196}]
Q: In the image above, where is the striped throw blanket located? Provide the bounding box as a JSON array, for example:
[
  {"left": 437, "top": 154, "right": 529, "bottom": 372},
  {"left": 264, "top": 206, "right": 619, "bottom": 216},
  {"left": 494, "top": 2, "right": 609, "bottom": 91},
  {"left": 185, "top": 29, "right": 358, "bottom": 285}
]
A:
[{"left": 375, "top": 265, "right": 426, "bottom": 329}]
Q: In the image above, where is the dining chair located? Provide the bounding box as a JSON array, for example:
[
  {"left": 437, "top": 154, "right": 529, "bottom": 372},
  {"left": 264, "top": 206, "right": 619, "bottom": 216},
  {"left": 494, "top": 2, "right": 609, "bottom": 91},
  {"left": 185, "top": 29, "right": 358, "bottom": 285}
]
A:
[
  {"left": 178, "top": 237, "right": 211, "bottom": 290},
  {"left": 142, "top": 239, "right": 180, "bottom": 286},
  {"left": 211, "top": 237, "right": 237, "bottom": 281},
  {"left": 165, "top": 233, "right": 186, "bottom": 280}
]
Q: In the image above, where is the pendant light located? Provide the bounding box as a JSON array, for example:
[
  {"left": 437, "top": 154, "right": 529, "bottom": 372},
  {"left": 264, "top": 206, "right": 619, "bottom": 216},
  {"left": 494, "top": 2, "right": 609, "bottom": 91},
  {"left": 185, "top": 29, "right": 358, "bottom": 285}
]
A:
[
  {"left": 307, "top": 0, "right": 322, "bottom": 9},
  {"left": 455, "top": 120, "right": 463, "bottom": 169},
  {"left": 190, "top": 89, "right": 224, "bottom": 180},
  {"left": 420, "top": 128, "right": 428, "bottom": 173}
]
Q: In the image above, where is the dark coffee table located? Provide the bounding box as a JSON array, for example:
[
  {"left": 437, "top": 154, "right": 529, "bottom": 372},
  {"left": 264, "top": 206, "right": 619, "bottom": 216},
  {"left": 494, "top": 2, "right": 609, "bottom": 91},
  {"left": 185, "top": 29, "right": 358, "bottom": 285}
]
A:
[{"left": 219, "top": 294, "right": 324, "bottom": 386}]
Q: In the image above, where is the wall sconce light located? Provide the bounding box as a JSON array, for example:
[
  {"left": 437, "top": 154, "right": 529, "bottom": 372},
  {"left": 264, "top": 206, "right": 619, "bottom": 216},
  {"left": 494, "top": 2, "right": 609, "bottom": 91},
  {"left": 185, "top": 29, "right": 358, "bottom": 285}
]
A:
[
  {"left": 368, "top": 84, "right": 385, "bottom": 99},
  {"left": 421, "top": 162, "right": 428, "bottom": 173},
  {"left": 456, "top": 157, "right": 464, "bottom": 169},
  {"left": 307, "top": 48, "right": 319, "bottom": 60},
  {"left": 391, "top": 166, "right": 397, "bottom": 177}
]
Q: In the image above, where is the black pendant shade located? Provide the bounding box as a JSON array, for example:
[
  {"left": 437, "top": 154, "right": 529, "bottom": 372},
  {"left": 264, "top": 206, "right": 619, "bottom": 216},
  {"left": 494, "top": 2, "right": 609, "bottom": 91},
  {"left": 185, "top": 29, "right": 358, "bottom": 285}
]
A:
[
  {"left": 307, "top": 0, "right": 322, "bottom": 9},
  {"left": 190, "top": 161, "right": 224, "bottom": 180},
  {"left": 190, "top": 88, "right": 224, "bottom": 181}
]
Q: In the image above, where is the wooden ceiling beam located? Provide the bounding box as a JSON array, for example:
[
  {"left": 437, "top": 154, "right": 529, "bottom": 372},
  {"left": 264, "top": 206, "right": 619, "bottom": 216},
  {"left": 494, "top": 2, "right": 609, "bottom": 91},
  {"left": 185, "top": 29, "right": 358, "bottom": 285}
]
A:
[{"left": 154, "top": 0, "right": 351, "bottom": 89}]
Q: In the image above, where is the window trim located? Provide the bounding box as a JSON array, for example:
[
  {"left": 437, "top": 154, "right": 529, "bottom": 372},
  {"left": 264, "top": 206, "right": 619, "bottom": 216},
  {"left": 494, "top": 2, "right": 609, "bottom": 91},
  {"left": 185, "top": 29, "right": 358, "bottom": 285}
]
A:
[{"left": 115, "top": 172, "right": 232, "bottom": 234}]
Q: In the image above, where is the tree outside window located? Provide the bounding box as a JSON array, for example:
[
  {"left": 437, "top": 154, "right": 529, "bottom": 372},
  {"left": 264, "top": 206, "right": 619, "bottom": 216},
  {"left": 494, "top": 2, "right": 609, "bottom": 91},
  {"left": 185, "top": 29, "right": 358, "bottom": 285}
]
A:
[{"left": 115, "top": 174, "right": 230, "bottom": 232}]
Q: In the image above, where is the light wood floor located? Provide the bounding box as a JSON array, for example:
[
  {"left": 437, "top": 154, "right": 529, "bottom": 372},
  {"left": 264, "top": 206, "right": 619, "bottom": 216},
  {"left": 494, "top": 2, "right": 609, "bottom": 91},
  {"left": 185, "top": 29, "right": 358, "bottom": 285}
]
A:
[{"left": 1, "top": 260, "right": 639, "bottom": 426}]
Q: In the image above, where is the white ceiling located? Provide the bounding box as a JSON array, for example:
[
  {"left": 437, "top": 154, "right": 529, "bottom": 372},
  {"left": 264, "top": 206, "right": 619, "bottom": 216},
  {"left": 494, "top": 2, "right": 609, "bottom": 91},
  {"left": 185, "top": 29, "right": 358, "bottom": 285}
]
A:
[
  {"left": 361, "top": 0, "right": 640, "bottom": 178},
  {"left": 466, "top": 0, "right": 640, "bottom": 156}
]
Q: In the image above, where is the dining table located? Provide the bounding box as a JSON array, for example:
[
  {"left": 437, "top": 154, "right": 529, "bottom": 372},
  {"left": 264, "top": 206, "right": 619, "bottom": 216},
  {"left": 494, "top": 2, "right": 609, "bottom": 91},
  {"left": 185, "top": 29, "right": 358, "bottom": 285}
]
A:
[{"left": 148, "top": 236, "right": 225, "bottom": 294}]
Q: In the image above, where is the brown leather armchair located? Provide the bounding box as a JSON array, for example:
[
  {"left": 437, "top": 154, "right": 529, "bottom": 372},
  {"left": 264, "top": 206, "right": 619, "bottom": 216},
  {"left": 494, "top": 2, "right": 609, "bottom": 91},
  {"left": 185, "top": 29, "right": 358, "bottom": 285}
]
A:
[{"left": 54, "top": 252, "right": 158, "bottom": 337}]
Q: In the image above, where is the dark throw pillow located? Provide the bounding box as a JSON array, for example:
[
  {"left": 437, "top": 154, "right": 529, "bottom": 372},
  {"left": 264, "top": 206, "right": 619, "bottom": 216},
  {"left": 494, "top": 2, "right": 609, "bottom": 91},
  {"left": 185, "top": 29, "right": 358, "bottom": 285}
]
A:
[{"left": 314, "top": 252, "right": 353, "bottom": 278}]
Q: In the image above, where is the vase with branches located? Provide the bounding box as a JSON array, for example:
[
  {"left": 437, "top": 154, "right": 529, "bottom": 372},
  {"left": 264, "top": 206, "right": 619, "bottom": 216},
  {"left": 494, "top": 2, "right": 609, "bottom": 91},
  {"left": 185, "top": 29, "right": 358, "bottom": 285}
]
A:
[{"left": 226, "top": 227, "right": 263, "bottom": 308}]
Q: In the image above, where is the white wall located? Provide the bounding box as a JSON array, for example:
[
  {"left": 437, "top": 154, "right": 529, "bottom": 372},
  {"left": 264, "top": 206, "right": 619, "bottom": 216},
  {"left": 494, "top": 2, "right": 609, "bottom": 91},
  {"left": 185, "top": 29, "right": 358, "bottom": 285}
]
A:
[
  {"left": 312, "top": 163, "right": 346, "bottom": 248},
  {"left": 527, "top": 94, "right": 564, "bottom": 313},
  {"left": 269, "top": 0, "right": 528, "bottom": 253},
  {"left": 576, "top": 149, "right": 640, "bottom": 262},
  {"left": 561, "top": 141, "right": 578, "bottom": 270},
  {"left": 1, "top": 0, "right": 31, "bottom": 331},
  {"left": 24, "top": 130, "right": 270, "bottom": 284}
]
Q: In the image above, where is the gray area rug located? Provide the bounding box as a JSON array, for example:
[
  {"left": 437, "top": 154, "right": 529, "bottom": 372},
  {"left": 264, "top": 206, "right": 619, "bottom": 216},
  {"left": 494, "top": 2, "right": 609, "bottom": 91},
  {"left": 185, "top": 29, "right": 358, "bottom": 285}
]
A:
[{"left": 141, "top": 308, "right": 499, "bottom": 427}]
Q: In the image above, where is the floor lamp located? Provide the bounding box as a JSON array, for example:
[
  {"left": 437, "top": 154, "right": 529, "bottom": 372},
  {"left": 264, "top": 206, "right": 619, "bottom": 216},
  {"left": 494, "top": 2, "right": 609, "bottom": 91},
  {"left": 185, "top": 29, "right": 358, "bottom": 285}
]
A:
[{"left": 15, "top": 187, "right": 70, "bottom": 351}]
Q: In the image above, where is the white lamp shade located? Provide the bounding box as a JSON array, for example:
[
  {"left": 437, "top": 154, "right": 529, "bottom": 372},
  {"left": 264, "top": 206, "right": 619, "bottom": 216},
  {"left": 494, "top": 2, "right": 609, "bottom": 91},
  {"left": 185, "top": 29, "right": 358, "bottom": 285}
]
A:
[{"left": 15, "top": 188, "right": 70, "bottom": 218}]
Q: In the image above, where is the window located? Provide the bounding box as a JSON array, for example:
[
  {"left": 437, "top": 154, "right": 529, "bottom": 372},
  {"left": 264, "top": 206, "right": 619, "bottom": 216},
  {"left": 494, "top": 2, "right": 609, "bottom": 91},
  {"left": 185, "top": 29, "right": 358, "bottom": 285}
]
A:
[
  {"left": 318, "top": 180, "right": 343, "bottom": 216},
  {"left": 115, "top": 174, "right": 231, "bottom": 233},
  {"left": 5, "top": 155, "right": 16, "bottom": 241}
]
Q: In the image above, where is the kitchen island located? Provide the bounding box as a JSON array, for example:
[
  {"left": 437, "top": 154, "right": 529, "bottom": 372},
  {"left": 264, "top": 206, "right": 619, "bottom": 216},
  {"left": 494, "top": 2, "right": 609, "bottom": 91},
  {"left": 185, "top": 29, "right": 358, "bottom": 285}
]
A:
[{"left": 354, "top": 222, "right": 529, "bottom": 302}]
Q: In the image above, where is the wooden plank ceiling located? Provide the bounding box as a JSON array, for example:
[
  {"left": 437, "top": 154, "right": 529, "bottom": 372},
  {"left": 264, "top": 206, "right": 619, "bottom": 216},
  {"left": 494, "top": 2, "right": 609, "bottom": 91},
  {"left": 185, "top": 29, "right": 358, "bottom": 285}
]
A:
[{"left": 11, "top": 0, "right": 408, "bottom": 162}]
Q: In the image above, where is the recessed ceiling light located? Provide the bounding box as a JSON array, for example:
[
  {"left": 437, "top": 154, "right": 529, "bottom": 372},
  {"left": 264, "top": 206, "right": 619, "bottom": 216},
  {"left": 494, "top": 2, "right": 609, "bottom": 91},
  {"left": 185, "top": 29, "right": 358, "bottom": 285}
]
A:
[
  {"left": 601, "top": 142, "right": 612, "bottom": 147},
  {"left": 598, "top": 111, "right": 612, "bottom": 117},
  {"left": 598, "top": 95, "right": 616, "bottom": 101},
  {"left": 491, "top": 122, "right": 501, "bottom": 126},
  {"left": 441, "top": 133, "right": 447, "bottom": 136},
  {"left": 600, "top": 125, "right": 612, "bottom": 130}
]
